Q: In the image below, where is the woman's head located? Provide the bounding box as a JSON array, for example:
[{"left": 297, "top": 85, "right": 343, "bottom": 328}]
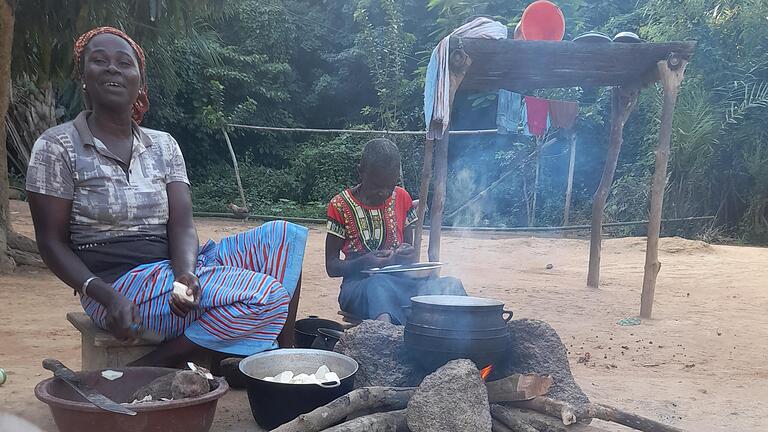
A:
[
  {"left": 358, "top": 138, "right": 401, "bottom": 205},
  {"left": 74, "top": 27, "right": 149, "bottom": 123}
]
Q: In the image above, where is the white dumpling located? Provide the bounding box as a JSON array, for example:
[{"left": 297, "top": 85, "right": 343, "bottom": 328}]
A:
[
  {"left": 293, "top": 373, "right": 309, "bottom": 383},
  {"left": 315, "top": 365, "right": 330, "bottom": 380},
  {"left": 323, "top": 372, "right": 340, "bottom": 383},
  {"left": 276, "top": 371, "right": 294, "bottom": 383}
]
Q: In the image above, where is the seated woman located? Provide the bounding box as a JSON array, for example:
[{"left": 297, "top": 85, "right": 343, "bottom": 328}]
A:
[
  {"left": 25, "top": 27, "right": 307, "bottom": 367},
  {"left": 325, "top": 139, "right": 466, "bottom": 325}
]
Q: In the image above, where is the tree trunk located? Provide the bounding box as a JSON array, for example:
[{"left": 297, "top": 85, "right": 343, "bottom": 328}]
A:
[{"left": 0, "top": 0, "right": 17, "bottom": 273}]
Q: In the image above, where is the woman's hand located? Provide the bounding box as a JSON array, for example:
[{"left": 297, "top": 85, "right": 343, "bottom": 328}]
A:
[
  {"left": 105, "top": 292, "right": 141, "bottom": 340},
  {"left": 394, "top": 244, "right": 418, "bottom": 264},
  {"left": 169, "top": 272, "right": 201, "bottom": 317},
  {"left": 363, "top": 249, "right": 397, "bottom": 269}
]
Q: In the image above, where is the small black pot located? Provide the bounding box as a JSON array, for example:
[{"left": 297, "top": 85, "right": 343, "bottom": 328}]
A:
[
  {"left": 239, "top": 349, "right": 358, "bottom": 430},
  {"left": 294, "top": 316, "right": 345, "bottom": 348},
  {"left": 311, "top": 328, "right": 344, "bottom": 351}
]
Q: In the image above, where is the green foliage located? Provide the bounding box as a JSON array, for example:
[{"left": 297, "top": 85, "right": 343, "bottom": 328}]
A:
[
  {"left": 293, "top": 134, "right": 364, "bottom": 203},
  {"left": 354, "top": 0, "right": 417, "bottom": 128}
]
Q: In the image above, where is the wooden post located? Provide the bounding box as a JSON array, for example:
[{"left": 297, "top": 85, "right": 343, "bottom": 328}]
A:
[
  {"left": 414, "top": 139, "right": 434, "bottom": 259},
  {"left": 428, "top": 135, "right": 448, "bottom": 261},
  {"left": 221, "top": 127, "right": 248, "bottom": 209},
  {"left": 586, "top": 86, "right": 639, "bottom": 288},
  {"left": 640, "top": 56, "right": 687, "bottom": 318},
  {"left": 426, "top": 47, "right": 471, "bottom": 262},
  {"left": 531, "top": 137, "right": 541, "bottom": 226},
  {"left": 563, "top": 131, "right": 577, "bottom": 225}
]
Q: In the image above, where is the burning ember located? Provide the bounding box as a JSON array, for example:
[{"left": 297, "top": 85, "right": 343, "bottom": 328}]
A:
[{"left": 480, "top": 364, "right": 493, "bottom": 381}]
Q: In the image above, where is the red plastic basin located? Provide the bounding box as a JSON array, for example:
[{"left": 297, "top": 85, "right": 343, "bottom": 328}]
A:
[
  {"left": 35, "top": 367, "right": 228, "bottom": 432},
  {"left": 520, "top": 1, "right": 566, "bottom": 41}
]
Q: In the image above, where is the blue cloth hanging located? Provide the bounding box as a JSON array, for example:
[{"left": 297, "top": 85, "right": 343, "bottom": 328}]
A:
[
  {"left": 423, "top": 49, "right": 439, "bottom": 131},
  {"left": 496, "top": 90, "right": 522, "bottom": 135}
]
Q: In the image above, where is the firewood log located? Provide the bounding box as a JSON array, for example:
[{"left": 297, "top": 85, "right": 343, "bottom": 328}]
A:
[
  {"left": 509, "top": 397, "right": 685, "bottom": 431},
  {"left": 322, "top": 409, "right": 408, "bottom": 432},
  {"left": 485, "top": 374, "right": 553, "bottom": 402},
  {"left": 490, "top": 408, "right": 538, "bottom": 432},
  {"left": 272, "top": 387, "right": 414, "bottom": 432},
  {"left": 491, "top": 405, "right": 608, "bottom": 432},
  {"left": 508, "top": 396, "right": 578, "bottom": 425},
  {"left": 587, "top": 403, "right": 684, "bottom": 432},
  {"left": 492, "top": 418, "right": 523, "bottom": 432}
]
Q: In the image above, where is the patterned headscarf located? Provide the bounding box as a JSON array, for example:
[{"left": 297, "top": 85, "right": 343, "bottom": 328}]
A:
[{"left": 74, "top": 27, "right": 149, "bottom": 123}]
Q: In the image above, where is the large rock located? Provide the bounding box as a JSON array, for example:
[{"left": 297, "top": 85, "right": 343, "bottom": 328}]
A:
[
  {"left": 502, "top": 319, "right": 590, "bottom": 411},
  {"left": 334, "top": 320, "right": 425, "bottom": 388},
  {"left": 406, "top": 359, "right": 492, "bottom": 432}
]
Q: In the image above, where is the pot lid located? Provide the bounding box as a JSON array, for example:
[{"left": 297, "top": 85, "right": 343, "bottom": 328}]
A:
[
  {"left": 613, "top": 31, "right": 643, "bottom": 43},
  {"left": 573, "top": 31, "right": 612, "bottom": 43},
  {"left": 410, "top": 295, "right": 504, "bottom": 307}
]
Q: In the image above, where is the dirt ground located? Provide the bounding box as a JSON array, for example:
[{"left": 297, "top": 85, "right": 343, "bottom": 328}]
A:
[{"left": 1, "top": 199, "right": 767, "bottom": 431}]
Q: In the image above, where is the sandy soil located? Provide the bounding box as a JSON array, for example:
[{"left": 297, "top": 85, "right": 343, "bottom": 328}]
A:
[{"left": 1, "top": 199, "right": 766, "bottom": 431}]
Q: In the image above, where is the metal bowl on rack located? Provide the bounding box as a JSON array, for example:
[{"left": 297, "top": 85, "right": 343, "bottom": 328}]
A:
[{"left": 362, "top": 262, "right": 443, "bottom": 279}]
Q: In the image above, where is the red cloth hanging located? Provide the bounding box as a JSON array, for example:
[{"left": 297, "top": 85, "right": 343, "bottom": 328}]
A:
[
  {"left": 549, "top": 100, "right": 579, "bottom": 129},
  {"left": 524, "top": 96, "right": 550, "bottom": 137}
]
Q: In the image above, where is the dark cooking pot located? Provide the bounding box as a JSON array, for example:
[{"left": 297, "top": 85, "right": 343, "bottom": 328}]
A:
[
  {"left": 239, "top": 349, "right": 358, "bottom": 430},
  {"left": 311, "top": 328, "right": 344, "bottom": 351},
  {"left": 404, "top": 295, "right": 513, "bottom": 372},
  {"left": 295, "top": 316, "right": 345, "bottom": 348}
]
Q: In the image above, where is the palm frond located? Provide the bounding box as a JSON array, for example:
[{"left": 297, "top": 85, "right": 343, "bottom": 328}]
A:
[{"left": 719, "top": 81, "right": 768, "bottom": 127}]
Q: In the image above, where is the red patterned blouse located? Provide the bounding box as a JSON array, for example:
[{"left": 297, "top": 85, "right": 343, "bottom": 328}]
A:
[{"left": 327, "top": 186, "right": 418, "bottom": 259}]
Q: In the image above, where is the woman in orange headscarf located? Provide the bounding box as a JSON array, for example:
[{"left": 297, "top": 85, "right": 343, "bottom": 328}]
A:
[{"left": 25, "top": 28, "right": 308, "bottom": 369}]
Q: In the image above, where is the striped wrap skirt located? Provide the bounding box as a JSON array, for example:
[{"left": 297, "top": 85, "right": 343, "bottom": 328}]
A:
[{"left": 80, "top": 220, "right": 309, "bottom": 356}]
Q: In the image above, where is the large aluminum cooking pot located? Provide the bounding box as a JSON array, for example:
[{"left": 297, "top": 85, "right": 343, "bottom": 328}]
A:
[{"left": 404, "top": 295, "right": 513, "bottom": 372}]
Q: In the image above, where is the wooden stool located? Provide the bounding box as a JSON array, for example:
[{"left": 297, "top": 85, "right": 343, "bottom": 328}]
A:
[{"left": 66, "top": 312, "right": 158, "bottom": 370}]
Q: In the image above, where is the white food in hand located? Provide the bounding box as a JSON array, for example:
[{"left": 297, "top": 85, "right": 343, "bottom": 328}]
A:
[
  {"left": 172, "top": 281, "right": 194, "bottom": 303},
  {"left": 101, "top": 370, "right": 124, "bottom": 381}
]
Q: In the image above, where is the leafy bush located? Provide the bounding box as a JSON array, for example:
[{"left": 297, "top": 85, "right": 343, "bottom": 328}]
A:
[
  {"left": 191, "top": 160, "right": 300, "bottom": 212},
  {"left": 293, "top": 134, "right": 363, "bottom": 203}
]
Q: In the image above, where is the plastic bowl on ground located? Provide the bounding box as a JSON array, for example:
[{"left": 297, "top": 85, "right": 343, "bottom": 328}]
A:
[{"left": 35, "top": 367, "right": 229, "bottom": 432}]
